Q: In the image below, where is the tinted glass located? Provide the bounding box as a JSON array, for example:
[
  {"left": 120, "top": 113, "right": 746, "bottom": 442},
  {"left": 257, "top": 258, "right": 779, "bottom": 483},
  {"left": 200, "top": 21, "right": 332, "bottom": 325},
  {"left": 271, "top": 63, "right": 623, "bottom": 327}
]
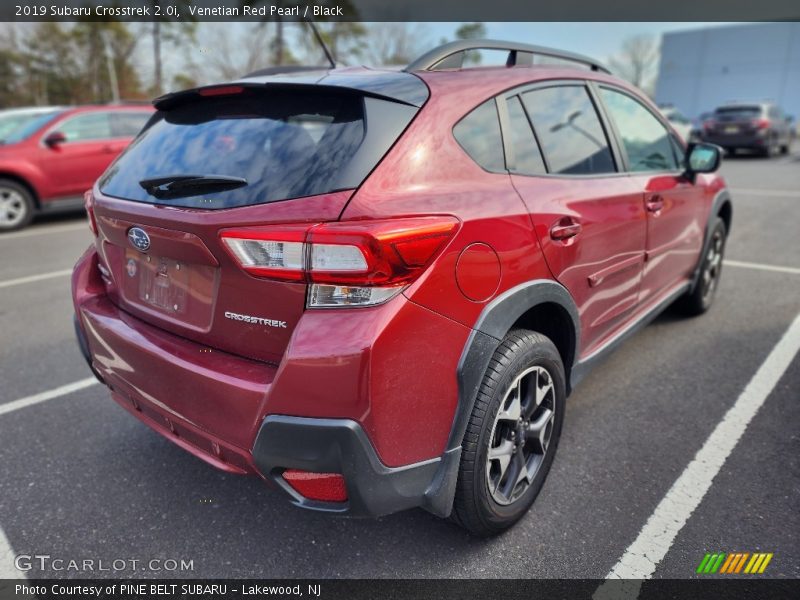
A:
[
  {"left": 59, "top": 112, "right": 113, "bottom": 142},
  {"left": 600, "top": 88, "right": 679, "bottom": 172},
  {"left": 0, "top": 111, "right": 63, "bottom": 144},
  {"left": 715, "top": 106, "right": 762, "bottom": 119},
  {"left": 100, "top": 90, "right": 366, "bottom": 209},
  {"left": 453, "top": 99, "right": 506, "bottom": 172},
  {"left": 521, "top": 86, "right": 615, "bottom": 175},
  {"left": 506, "top": 96, "right": 546, "bottom": 175},
  {"left": 111, "top": 112, "right": 151, "bottom": 137}
]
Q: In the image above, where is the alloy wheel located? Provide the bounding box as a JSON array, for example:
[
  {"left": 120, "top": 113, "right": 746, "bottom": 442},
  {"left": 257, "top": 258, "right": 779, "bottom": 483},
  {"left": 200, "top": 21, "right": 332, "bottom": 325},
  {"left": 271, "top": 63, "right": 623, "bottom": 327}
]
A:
[
  {"left": 701, "top": 229, "right": 724, "bottom": 302},
  {"left": 0, "top": 186, "right": 28, "bottom": 228},
  {"left": 486, "top": 365, "right": 556, "bottom": 506}
]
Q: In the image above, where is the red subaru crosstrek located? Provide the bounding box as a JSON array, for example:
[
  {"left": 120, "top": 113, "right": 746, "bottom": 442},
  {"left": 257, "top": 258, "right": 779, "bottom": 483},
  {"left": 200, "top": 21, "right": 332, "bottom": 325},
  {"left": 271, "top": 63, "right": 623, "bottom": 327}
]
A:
[
  {"left": 72, "top": 41, "right": 731, "bottom": 535},
  {"left": 0, "top": 104, "right": 153, "bottom": 231}
]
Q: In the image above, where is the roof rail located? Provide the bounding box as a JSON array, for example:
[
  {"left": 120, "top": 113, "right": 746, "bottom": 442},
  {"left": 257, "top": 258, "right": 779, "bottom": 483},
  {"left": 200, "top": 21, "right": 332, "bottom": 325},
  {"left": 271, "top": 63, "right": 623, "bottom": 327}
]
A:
[{"left": 404, "top": 39, "right": 611, "bottom": 75}]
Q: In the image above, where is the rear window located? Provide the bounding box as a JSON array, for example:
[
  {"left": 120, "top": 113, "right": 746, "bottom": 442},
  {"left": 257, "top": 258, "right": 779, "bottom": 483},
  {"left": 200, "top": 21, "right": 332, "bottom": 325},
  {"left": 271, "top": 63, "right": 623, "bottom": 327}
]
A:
[
  {"left": 100, "top": 90, "right": 367, "bottom": 209},
  {"left": 715, "top": 106, "right": 762, "bottom": 119}
]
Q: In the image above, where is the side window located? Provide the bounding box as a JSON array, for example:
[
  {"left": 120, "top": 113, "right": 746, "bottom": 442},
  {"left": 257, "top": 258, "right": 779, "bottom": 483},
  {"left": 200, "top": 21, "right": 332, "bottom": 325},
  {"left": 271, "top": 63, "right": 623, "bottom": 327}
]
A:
[
  {"left": 111, "top": 112, "right": 151, "bottom": 137},
  {"left": 506, "top": 96, "right": 546, "bottom": 175},
  {"left": 58, "top": 112, "right": 113, "bottom": 143},
  {"left": 453, "top": 99, "right": 506, "bottom": 172},
  {"left": 521, "top": 86, "right": 615, "bottom": 175},
  {"left": 599, "top": 88, "right": 679, "bottom": 172}
]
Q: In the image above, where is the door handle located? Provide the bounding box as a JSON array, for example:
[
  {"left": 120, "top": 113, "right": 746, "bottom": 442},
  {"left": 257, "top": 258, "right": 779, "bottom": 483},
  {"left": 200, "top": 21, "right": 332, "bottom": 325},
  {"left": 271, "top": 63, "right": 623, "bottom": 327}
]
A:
[
  {"left": 645, "top": 194, "right": 664, "bottom": 213},
  {"left": 549, "top": 217, "right": 582, "bottom": 241}
]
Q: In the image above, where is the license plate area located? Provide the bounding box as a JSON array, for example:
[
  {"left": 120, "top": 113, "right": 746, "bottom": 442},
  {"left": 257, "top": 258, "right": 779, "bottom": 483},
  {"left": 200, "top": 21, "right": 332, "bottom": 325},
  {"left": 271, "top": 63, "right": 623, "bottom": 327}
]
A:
[
  {"left": 121, "top": 249, "right": 216, "bottom": 330},
  {"left": 724, "top": 125, "right": 739, "bottom": 134},
  {"left": 127, "top": 250, "right": 189, "bottom": 313}
]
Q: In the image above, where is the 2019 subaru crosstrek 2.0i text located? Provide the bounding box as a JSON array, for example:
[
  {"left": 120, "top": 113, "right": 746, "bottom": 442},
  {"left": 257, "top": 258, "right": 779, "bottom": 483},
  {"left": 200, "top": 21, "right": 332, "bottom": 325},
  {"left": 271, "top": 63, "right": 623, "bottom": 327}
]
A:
[{"left": 72, "top": 41, "right": 731, "bottom": 535}]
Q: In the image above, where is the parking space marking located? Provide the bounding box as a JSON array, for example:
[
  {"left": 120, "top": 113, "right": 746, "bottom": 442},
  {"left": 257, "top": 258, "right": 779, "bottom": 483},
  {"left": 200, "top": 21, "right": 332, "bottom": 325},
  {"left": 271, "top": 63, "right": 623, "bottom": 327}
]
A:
[
  {"left": 724, "top": 259, "right": 800, "bottom": 275},
  {"left": 0, "top": 378, "right": 98, "bottom": 417},
  {"left": 730, "top": 188, "right": 800, "bottom": 198},
  {"left": 597, "top": 312, "right": 800, "bottom": 590},
  {"left": 0, "top": 526, "right": 23, "bottom": 579},
  {"left": 0, "top": 223, "right": 87, "bottom": 241},
  {"left": 0, "top": 269, "right": 72, "bottom": 289}
]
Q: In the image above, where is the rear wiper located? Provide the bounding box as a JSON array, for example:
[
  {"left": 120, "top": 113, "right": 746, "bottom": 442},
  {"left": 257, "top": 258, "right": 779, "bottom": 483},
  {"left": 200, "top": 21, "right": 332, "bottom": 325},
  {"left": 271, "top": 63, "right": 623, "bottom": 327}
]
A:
[{"left": 139, "top": 174, "right": 247, "bottom": 199}]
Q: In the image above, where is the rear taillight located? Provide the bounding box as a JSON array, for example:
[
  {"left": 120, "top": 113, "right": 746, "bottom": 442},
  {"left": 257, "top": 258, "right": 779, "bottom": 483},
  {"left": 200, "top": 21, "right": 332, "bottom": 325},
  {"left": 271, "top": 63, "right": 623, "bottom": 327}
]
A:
[
  {"left": 219, "top": 216, "right": 459, "bottom": 307},
  {"left": 84, "top": 190, "right": 97, "bottom": 236},
  {"left": 753, "top": 118, "right": 770, "bottom": 130},
  {"left": 703, "top": 120, "right": 715, "bottom": 130}
]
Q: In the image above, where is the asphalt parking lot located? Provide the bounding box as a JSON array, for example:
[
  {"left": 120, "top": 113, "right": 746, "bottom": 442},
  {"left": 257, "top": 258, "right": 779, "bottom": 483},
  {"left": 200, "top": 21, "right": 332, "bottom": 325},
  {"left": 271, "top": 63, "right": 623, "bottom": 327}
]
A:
[{"left": 0, "top": 152, "right": 798, "bottom": 581}]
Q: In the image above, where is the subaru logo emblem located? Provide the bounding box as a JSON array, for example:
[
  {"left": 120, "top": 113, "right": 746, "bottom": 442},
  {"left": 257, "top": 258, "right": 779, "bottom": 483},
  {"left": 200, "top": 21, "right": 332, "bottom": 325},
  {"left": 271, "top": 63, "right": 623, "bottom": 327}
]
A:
[{"left": 128, "top": 227, "right": 150, "bottom": 252}]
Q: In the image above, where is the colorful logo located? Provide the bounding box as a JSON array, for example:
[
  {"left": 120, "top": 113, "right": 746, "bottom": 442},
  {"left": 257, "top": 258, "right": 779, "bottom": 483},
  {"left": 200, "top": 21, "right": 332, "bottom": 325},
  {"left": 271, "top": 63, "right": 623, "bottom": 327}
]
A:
[{"left": 696, "top": 552, "right": 773, "bottom": 574}]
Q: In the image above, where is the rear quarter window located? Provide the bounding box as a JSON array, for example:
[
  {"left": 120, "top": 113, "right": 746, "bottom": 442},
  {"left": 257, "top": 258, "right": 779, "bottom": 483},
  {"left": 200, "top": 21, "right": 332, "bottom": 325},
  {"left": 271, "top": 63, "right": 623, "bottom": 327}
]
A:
[{"left": 453, "top": 99, "right": 506, "bottom": 173}]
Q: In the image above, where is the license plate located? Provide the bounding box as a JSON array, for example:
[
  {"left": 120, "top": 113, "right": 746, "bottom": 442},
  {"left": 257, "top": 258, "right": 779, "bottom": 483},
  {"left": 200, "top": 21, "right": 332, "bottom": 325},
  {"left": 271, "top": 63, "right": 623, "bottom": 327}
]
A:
[
  {"left": 125, "top": 250, "right": 189, "bottom": 313},
  {"left": 724, "top": 126, "right": 739, "bottom": 134}
]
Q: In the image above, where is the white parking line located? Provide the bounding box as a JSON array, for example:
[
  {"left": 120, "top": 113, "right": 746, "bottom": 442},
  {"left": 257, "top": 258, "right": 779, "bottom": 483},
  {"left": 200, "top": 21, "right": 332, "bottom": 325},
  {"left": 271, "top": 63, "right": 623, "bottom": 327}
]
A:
[
  {"left": 0, "top": 269, "right": 72, "bottom": 289},
  {"left": 0, "top": 223, "right": 87, "bottom": 241},
  {"left": 730, "top": 188, "right": 800, "bottom": 198},
  {"left": 0, "top": 378, "right": 99, "bottom": 417},
  {"left": 595, "top": 313, "right": 800, "bottom": 596},
  {"left": 0, "top": 526, "right": 22, "bottom": 579},
  {"left": 724, "top": 259, "right": 800, "bottom": 275},
  {"left": 0, "top": 379, "right": 101, "bottom": 578}
]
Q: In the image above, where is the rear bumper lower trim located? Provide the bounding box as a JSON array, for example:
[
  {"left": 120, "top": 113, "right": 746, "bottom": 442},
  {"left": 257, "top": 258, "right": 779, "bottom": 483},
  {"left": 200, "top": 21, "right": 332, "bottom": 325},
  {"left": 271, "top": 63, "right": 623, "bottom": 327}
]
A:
[{"left": 252, "top": 415, "right": 460, "bottom": 518}]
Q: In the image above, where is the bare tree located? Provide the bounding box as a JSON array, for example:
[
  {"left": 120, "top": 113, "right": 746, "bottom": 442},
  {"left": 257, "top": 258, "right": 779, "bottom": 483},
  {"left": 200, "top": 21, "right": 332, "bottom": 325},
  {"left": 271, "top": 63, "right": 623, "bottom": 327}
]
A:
[
  {"left": 609, "top": 35, "right": 660, "bottom": 94},
  {"left": 361, "top": 23, "right": 430, "bottom": 67},
  {"left": 202, "top": 23, "right": 273, "bottom": 80}
]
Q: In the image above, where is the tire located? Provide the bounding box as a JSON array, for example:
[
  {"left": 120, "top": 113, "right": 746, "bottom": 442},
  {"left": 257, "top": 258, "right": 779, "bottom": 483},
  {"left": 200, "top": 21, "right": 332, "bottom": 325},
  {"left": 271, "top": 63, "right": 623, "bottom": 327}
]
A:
[
  {"left": 676, "top": 217, "right": 727, "bottom": 316},
  {"left": 780, "top": 143, "right": 789, "bottom": 155},
  {"left": 0, "top": 179, "right": 35, "bottom": 232},
  {"left": 451, "top": 330, "right": 566, "bottom": 536}
]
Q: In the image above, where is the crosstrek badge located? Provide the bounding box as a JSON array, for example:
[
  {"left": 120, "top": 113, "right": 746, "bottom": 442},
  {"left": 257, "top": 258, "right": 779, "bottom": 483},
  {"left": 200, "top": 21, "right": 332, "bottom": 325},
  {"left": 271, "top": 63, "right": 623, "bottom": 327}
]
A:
[{"left": 224, "top": 311, "right": 287, "bottom": 329}]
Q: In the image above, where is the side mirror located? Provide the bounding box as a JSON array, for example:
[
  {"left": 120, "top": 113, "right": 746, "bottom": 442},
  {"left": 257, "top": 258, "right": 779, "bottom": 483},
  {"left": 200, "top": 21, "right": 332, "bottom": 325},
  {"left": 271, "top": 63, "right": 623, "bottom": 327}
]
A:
[
  {"left": 685, "top": 142, "right": 721, "bottom": 181},
  {"left": 44, "top": 131, "right": 67, "bottom": 147}
]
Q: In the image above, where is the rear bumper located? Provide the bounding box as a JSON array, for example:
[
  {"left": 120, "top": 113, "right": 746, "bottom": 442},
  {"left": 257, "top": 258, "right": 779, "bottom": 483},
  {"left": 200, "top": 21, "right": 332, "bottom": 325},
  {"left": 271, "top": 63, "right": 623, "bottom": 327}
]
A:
[
  {"left": 704, "top": 133, "right": 766, "bottom": 148},
  {"left": 72, "top": 247, "right": 464, "bottom": 517}
]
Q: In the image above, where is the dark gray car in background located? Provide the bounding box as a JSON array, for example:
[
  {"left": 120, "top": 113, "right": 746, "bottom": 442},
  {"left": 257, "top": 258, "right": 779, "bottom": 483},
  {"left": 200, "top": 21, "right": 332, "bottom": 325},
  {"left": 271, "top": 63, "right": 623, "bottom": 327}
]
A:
[{"left": 703, "top": 102, "right": 793, "bottom": 157}]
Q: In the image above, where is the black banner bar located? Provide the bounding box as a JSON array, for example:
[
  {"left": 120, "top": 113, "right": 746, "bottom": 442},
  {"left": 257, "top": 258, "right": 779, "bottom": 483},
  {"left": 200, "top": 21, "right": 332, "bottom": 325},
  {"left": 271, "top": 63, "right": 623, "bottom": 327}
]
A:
[
  {"left": 1, "top": 579, "right": 799, "bottom": 600},
  {"left": 5, "top": 0, "right": 800, "bottom": 23}
]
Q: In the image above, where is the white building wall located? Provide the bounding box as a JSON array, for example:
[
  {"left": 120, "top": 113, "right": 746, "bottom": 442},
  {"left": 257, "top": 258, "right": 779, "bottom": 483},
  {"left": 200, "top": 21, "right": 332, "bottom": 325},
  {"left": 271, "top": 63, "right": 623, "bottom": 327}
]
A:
[{"left": 656, "top": 23, "right": 800, "bottom": 119}]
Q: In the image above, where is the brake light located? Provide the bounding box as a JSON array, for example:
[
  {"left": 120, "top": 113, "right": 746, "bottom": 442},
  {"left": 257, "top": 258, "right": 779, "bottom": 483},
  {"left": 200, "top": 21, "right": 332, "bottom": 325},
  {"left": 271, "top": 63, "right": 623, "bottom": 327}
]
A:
[
  {"left": 219, "top": 217, "right": 459, "bottom": 307},
  {"left": 703, "top": 119, "right": 715, "bottom": 130},
  {"left": 198, "top": 85, "right": 245, "bottom": 97},
  {"left": 282, "top": 470, "right": 347, "bottom": 503},
  {"left": 84, "top": 190, "right": 97, "bottom": 236},
  {"left": 753, "top": 118, "right": 770, "bottom": 130}
]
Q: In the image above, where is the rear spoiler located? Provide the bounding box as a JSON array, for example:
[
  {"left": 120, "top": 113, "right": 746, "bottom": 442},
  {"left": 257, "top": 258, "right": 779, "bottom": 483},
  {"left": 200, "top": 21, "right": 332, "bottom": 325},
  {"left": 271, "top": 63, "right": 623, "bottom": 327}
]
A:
[{"left": 154, "top": 75, "right": 429, "bottom": 111}]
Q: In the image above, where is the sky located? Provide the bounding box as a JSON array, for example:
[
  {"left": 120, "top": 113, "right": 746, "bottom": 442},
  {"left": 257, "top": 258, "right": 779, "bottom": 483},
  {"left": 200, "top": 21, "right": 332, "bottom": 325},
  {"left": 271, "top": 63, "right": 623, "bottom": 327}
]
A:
[
  {"left": 429, "top": 22, "right": 739, "bottom": 62},
  {"left": 165, "top": 21, "right": 742, "bottom": 88}
]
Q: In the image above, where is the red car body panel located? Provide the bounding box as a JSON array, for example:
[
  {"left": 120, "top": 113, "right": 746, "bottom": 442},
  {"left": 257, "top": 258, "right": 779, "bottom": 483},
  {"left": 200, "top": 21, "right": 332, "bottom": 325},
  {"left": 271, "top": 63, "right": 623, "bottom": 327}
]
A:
[
  {"left": 71, "top": 62, "right": 730, "bottom": 516},
  {"left": 0, "top": 105, "right": 152, "bottom": 209}
]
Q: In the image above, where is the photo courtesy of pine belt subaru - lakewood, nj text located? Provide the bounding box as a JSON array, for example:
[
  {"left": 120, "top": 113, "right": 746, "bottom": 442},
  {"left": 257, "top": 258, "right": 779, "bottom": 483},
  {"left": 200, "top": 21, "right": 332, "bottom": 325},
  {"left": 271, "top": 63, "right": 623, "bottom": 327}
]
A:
[{"left": 72, "top": 40, "right": 732, "bottom": 536}]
